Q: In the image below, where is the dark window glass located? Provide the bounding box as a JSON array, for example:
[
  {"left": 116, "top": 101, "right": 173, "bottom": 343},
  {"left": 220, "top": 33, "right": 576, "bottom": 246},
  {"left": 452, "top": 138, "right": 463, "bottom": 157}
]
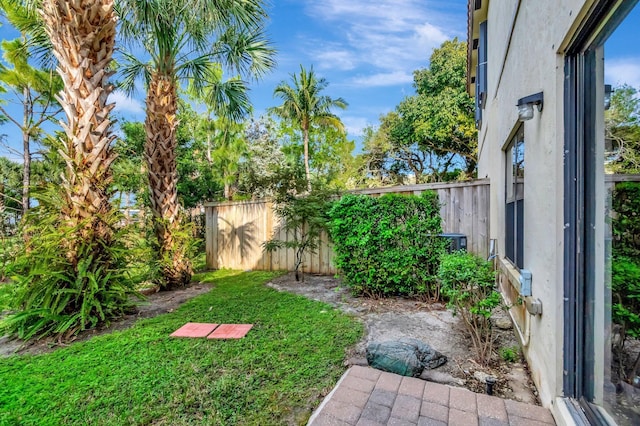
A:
[
  {"left": 505, "top": 126, "right": 524, "bottom": 268},
  {"left": 475, "top": 21, "right": 487, "bottom": 128}
]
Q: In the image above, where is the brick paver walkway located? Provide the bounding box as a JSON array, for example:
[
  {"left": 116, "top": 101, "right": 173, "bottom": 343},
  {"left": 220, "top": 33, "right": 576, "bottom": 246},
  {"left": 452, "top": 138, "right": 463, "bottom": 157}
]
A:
[{"left": 308, "top": 366, "right": 556, "bottom": 426}]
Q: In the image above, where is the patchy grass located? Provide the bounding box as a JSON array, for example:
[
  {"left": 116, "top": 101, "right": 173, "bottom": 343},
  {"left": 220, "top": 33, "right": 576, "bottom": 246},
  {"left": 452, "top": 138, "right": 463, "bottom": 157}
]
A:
[{"left": 0, "top": 270, "right": 362, "bottom": 425}]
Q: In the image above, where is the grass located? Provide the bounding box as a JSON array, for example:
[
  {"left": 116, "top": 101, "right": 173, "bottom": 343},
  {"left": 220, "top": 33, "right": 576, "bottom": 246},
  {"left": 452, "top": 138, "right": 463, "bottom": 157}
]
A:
[{"left": 0, "top": 270, "right": 363, "bottom": 425}]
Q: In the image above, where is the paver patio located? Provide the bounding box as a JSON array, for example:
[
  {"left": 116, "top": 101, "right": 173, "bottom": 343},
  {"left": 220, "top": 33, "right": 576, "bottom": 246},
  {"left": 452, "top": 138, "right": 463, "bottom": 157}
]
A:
[{"left": 308, "top": 366, "right": 556, "bottom": 426}]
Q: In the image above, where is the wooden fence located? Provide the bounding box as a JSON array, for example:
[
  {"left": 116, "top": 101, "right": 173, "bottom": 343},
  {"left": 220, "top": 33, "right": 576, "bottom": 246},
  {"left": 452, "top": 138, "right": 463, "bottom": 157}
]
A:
[{"left": 204, "top": 179, "right": 490, "bottom": 274}]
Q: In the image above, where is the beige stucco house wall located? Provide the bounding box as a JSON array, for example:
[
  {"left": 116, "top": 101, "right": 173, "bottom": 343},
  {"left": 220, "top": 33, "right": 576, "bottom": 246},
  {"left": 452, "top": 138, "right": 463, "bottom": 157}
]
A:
[{"left": 468, "top": 1, "right": 613, "bottom": 423}]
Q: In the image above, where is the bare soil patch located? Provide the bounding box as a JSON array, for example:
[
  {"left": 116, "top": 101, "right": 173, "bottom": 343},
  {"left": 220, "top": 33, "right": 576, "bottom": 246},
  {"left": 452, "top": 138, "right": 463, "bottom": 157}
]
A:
[
  {"left": 267, "top": 272, "right": 540, "bottom": 405},
  {"left": 0, "top": 283, "right": 212, "bottom": 357}
]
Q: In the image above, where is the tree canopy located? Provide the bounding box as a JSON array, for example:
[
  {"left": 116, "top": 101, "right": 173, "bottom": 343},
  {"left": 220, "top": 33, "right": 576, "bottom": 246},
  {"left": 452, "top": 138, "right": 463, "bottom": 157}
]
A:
[{"left": 360, "top": 38, "right": 477, "bottom": 184}]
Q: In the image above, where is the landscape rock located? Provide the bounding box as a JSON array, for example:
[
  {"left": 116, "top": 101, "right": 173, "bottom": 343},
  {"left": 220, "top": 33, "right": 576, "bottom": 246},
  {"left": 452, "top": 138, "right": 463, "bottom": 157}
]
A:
[
  {"left": 420, "top": 369, "right": 466, "bottom": 386},
  {"left": 473, "top": 370, "right": 491, "bottom": 384},
  {"left": 494, "top": 316, "right": 513, "bottom": 330}
]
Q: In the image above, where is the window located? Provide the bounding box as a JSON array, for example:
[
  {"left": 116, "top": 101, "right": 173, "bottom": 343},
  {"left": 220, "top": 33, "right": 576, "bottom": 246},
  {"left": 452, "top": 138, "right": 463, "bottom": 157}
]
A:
[
  {"left": 564, "top": 2, "right": 640, "bottom": 423},
  {"left": 505, "top": 126, "right": 524, "bottom": 269},
  {"left": 475, "top": 21, "right": 487, "bottom": 128}
]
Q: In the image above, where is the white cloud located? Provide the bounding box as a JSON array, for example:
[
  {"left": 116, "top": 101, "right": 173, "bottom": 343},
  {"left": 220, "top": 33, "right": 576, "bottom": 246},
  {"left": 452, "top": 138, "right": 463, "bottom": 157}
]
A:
[
  {"left": 606, "top": 57, "right": 640, "bottom": 90},
  {"left": 111, "top": 91, "right": 144, "bottom": 116},
  {"left": 315, "top": 49, "right": 357, "bottom": 71},
  {"left": 342, "top": 116, "right": 371, "bottom": 136},
  {"left": 303, "top": 0, "right": 459, "bottom": 81},
  {"left": 351, "top": 71, "right": 414, "bottom": 87}
]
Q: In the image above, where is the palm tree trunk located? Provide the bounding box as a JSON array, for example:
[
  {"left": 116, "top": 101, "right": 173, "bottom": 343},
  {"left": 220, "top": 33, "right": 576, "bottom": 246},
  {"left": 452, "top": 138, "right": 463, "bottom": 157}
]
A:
[
  {"left": 145, "top": 72, "right": 192, "bottom": 289},
  {"left": 42, "top": 0, "right": 118, "bottom": 267},
  {"left": 22, "top": 86, "right": 31, "bottom": 218},
  {"left": 0, "top": 182, "right": 5, "bottom": 237},
  {"left": 303, "top": 125, "right": 311, "bottom": 192}
]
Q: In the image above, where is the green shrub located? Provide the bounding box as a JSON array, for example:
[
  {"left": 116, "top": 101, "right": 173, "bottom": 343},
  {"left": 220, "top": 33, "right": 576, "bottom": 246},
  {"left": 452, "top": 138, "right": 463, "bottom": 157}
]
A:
[
  {"left": 612, "top": 181, "right": 640, "bottom": 258},
  {"left": 499, "top": 346, "right": 520, "bottom": 363},
  {"left": 328, "top": 191, "right": 447, "bottom": 298},
  {"left": 611, "top": 256, "right": 640, "bottom": 339},
  {"left": 438, "top": 251, "right": 501, "bottom": 365},
  {"left": 611, "top": 182, "right": 640, "bottom": 370},
  {"left": 0, "top": 234, "right": 21, "bottom": 282},
  {"left": 1, "top": 189, "right": 139, "bottom": 340}
]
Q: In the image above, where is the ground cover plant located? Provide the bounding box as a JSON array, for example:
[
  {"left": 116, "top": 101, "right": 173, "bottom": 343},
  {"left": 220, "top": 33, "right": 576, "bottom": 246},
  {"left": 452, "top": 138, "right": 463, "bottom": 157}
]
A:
[
  {"left": 0, "top": 270, "right": 362, "bottom": 425},
  {"left": 329, "top": 191, "right": 447, "bottom": 298}
]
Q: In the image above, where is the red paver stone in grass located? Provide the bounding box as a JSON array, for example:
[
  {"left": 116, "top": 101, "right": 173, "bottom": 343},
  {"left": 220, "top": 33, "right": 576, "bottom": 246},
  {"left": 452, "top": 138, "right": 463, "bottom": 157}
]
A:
[
  {"left": 207, "top": 324, "right": 253, "bottom": 339},
  {"left": 170, "top": 322, "right": 219, "bottom": 338}
]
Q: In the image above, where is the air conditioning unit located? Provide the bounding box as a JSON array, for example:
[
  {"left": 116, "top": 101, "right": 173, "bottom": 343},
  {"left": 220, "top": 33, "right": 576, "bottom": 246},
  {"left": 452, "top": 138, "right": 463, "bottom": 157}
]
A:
[{"left": 439, "top": 233, "right": 467, "bottom": 253}]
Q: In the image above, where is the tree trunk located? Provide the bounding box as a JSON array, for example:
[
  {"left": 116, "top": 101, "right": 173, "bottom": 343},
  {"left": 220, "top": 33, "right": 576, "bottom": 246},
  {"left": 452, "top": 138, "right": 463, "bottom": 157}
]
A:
[
  {"left": 0, "top": 182, "right": 5, "bottom": 237},
  {"left": 22, "top": 86, "right": 31, "bottom": 218},
  {"left": 144, "top": 72, "right": 192, "bottom": 289},
  {"left": 42, "top": 0, "right": 119, "bottom": 268},
  {"left": 303, "top": 124, "right": 311, "bottom": 192}
]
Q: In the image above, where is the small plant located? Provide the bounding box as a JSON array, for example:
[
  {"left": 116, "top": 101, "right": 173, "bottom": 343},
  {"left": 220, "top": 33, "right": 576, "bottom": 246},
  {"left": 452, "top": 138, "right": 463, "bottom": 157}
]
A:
[
  {"left": 500, "top": 346, "right": 520, "bottom": 363},
  {"left": 263, "top": 189, "right": 334, "bottom": 281},
  {"left": 438, "top": 251, "right": 501, "bottom": 365}
]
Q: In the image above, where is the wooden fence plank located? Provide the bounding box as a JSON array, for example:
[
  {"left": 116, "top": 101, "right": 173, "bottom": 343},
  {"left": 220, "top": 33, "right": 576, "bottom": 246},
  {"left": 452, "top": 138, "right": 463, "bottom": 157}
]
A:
[{"left": 204, "top": 180, "right": 492, "bottom": 273}]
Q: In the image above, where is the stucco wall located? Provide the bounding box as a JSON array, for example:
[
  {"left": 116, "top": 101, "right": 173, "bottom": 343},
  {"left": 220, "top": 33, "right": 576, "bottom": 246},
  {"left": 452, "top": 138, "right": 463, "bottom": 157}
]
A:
[{"left": 476, "top": 0, "right": 597, "bottom": 412}]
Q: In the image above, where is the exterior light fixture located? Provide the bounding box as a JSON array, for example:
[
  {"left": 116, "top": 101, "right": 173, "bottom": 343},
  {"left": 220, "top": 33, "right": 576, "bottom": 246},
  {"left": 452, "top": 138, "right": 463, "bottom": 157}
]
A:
[
  {"left": 604, "top": 84, "right": 613, "bottom": 110},
  {"left": 516, "top": 92, "right": 544, "bottom": 121}
]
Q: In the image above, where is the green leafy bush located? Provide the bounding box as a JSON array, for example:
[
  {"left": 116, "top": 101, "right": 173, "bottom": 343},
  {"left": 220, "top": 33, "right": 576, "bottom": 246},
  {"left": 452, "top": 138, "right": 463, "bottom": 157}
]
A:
[
  {"left": 438, "top": 251, "right": 501, "bottom": 365},
  {"left": 611, "top": 182, "right": 640, "bottom": 339},
  {"left": 612, "top": 256, "right": 640, "bottom": 339},
  {"left": 612, "top": 182, "right": 640, "bottom": 258},
  {"left": 610, "top": 182, "right": 640, "bottom": 380},
  {"left": 328, "top": 191, "right": 447, "bottom": 298}
]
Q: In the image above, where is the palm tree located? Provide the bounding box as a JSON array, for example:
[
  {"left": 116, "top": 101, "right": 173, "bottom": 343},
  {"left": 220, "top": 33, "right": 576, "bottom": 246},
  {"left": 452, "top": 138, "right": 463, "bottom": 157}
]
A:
[
  {"left": 40, "top": 0, "right": 118, "bottom": 266},
  {"left": 0, "top": 0, "right": 138, "bottom": 339},
  {"left": 117, "top": 0, "right": 274, "bottom": 289},
  {"left": 272, "top": 65, "right": 348, "bottom": 192}
]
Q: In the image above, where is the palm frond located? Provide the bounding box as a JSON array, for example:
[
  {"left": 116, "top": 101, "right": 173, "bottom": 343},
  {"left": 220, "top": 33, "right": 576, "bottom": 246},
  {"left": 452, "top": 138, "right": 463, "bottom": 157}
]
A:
[
  {"left": 0, "top": 0, "right": 56, "bottom": 68},
  {"left": 214, "top": 26, "right": 275, "bottom": 79},
  {"left": 118, "top": 52, "right": 151, "bottom": 96}
]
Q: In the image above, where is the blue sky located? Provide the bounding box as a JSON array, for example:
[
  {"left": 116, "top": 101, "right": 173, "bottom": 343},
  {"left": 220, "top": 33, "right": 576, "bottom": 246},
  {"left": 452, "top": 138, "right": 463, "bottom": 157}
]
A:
[
  {"left": 109, "top": 0, "right": 470, "bottom": 136},
  {"left": 0, "top": 0, "right": 639, "bottom": 160}
]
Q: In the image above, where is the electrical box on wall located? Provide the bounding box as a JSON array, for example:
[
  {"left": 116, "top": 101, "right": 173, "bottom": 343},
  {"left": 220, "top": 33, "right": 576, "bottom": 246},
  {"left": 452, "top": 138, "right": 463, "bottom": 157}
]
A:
[{"left": 519, "top": 269, "right": 532, "bottom": 296}]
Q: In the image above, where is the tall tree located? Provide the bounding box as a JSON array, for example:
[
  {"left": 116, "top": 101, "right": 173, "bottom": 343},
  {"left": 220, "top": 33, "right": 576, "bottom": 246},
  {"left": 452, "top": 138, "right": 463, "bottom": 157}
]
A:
[
  {"left": 381, "top": 39, "right": 477, "bottom": 181},
  {"left": 0, "top": 0, "right": 62, "bottom": 218},
  {"left": 271, "top": 65, "right": 348, "bottom": 192},
  {"left": 117, "top": 0, "right": 274, "bottom": 289},
  {"left": 3, "top": 0, "right": 136, "bottom": 340},
  {"left": 605, "top": 84, "right": 640, "bottom": 173}
]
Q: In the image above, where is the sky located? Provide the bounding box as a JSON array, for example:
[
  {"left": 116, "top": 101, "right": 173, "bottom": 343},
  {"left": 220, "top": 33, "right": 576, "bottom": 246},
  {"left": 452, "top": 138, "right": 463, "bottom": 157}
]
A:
[
  {"left": 0, "top": 0, "right": 638, "bottom": 161},
  {"left": 109, "top": 0, "right": 470, "bottom": 135}
]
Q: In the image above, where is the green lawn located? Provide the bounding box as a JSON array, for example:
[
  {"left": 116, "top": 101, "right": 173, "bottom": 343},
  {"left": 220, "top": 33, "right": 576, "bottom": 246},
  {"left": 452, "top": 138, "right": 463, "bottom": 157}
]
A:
[{"left": 0, "top": 270, "right": 363, "bottom": 425}]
